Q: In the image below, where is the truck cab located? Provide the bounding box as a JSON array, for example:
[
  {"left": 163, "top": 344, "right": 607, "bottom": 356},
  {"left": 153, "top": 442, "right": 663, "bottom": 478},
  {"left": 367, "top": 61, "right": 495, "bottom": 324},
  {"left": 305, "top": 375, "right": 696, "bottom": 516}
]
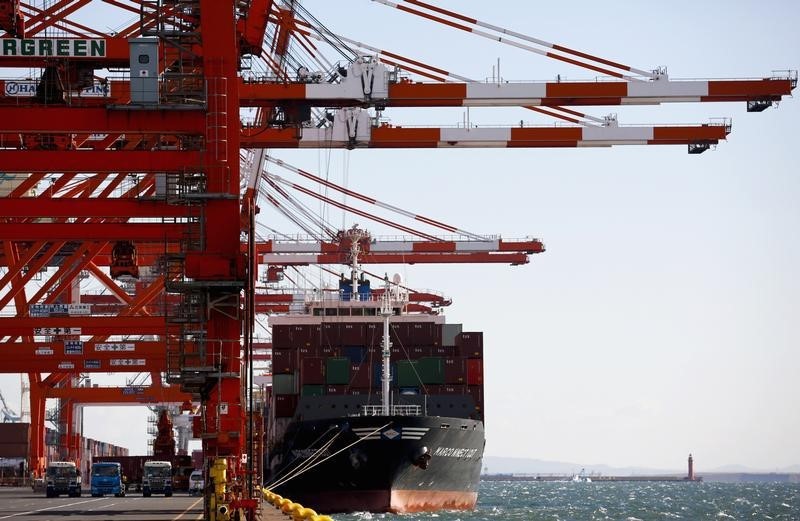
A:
[
  {"left": 90, "top": 461, "right": 125, "bottom": 497},
  {"left": 45, "top": 461, "right": 81, "bottom": 498},
  {"left": 142, "top": 460, "right": 172, "bottom": 497}
]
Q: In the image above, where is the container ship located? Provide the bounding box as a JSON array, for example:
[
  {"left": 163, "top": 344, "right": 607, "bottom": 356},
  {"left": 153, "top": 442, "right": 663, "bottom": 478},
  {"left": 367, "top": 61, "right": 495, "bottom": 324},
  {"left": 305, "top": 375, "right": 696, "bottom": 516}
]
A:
[{"left": 264, "top": 269, "right": 485, "bottom": 513}]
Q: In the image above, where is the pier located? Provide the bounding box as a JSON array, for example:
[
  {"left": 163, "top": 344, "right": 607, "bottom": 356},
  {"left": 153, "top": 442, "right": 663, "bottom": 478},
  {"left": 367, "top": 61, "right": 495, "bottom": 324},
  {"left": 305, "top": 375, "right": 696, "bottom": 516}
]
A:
[{"left": 0, "top": 488, "right": 298, "bottom": 521}]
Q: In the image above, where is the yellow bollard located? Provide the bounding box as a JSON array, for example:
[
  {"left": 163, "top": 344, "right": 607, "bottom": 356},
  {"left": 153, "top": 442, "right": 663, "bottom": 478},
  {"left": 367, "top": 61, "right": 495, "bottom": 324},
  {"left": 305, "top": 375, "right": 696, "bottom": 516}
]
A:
[{"left": 209, "top": 459, "right": 230, "bottom": 521}]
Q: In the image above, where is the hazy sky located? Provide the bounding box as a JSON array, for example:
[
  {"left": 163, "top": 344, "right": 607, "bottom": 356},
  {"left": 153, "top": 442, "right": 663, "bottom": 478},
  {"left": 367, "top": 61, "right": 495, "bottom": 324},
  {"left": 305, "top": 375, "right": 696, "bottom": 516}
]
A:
[{"left": 2, "top": 0, "right": 798, "bottom": 472}]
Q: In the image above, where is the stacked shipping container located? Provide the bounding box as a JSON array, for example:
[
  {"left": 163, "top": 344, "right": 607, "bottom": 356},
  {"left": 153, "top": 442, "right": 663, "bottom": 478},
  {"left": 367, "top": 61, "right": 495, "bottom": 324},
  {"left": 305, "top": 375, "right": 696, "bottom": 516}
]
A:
[
  {"left": 271, "top": 322, "right": 484, "bottom": 421},
  {"left": 0, "top": 423, "right": 129, "bottom": 481}
]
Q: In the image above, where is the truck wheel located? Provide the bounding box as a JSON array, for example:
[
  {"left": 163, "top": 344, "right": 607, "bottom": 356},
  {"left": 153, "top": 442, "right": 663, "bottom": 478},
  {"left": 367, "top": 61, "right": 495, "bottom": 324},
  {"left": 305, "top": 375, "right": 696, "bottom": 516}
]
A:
[
  {"left": 45, "top": 490, "right": 54, "bottom": 498},
  {"left": 165, "top": 491, "right": 172, "bottom": 497},
  {"left": 92, "top": 493, "right": 101, "bottom": 497},
  {"left": 143, "top": 491, "right": 151, "bottom": 497}
]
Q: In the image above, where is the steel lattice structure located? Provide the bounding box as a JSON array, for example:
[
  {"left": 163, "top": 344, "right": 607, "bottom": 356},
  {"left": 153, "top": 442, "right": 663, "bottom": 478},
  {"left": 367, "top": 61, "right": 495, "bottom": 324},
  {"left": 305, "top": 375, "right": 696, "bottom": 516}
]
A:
[{"left": 0, "top": 0, "right": 794, "bottom": 518}]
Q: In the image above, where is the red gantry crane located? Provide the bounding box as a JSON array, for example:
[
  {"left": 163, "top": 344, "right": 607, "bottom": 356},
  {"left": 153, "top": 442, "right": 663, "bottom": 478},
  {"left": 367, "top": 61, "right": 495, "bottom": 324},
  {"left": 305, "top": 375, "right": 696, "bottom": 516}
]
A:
[{"left": 0, "top": 1, "right": 794, "bottom": 519}]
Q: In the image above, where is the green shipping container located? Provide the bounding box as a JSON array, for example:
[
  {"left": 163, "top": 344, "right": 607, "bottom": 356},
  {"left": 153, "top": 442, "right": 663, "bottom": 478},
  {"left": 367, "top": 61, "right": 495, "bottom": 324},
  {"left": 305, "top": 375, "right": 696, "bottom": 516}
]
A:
[
  {"left": 273, "top": 373, "right": 297, "bottom": 394},
  {"left": 419, "top": 357, "right": 444, "bottom": 384},
  {"left": 397, "top": 360, "right": 422, "bottom": 387},
  {"left": 301, "top": 384, "right": 325, "bottom": 397},
  {"left": 326, "top": 357, "right": 350, "bottom": 384}
]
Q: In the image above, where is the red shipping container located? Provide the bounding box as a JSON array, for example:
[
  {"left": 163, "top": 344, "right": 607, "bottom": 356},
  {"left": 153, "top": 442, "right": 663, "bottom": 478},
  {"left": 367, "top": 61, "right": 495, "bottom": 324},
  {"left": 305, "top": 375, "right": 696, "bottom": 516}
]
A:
[
  {"left": 442, "top": 384, "right": 467, "bottom": 394},
  {"left": 291, "top": 324, "right": 321, "bottom": 347},
  {"left": 325, "top": 385, "right": 346, "bottom": 395},
  {"left": 321, "top": 323, "right": 341, "bottom": 347},
  {"left": 410, "top": 346, "right": 431, "bottom": 359},
  {"left": 390, "top": 323, "right": 412, "bottom": 348},
  {"left": 444, "top": 357, "right": 466, "bottom": 384},
  {"left": 301, "top": 357, "right": 325, "bottom": 385},
  {"left": 423, "top": 384, "right": 442, "bottom": 395},
  {"left": 466, "top": 385, "right": 482, "bottom": 400},
  {"left": 340, "top": 323, "right": 365, "bottom": 345},
  {"left": 439, "top": 345, "right": 460, "bottom": 357},
  {"left": 321, "top": 345, "right": 339, "bottom": 357},
  {"left": 349, "top": 363, "right": 371, "bottom": 388},
  {"left": 272, "top": 349, "right": 297, "bottom": 374},
  {"left": 456, "top": 332, "right": 484, "bottom": 358},
  {"left": 299, "top": 345, "right": 320, "bottom": 357},
  {"left": 275, "top": 394, "right": 298, "bottom": 417},
  {"left": 466, "top": 385, "right": 483, "bottom": 415},
  {"left": 467, "top": 358, "right": 483, "bottom": 385},
  {"left": 272, "top": 325, "right": 292, "bottom": 349},
  {"left": 364, "top": 323, "right": 383, "bottom": 346},
  {"left": 408, "top": 322, "right": 436, "bottom": 346}
]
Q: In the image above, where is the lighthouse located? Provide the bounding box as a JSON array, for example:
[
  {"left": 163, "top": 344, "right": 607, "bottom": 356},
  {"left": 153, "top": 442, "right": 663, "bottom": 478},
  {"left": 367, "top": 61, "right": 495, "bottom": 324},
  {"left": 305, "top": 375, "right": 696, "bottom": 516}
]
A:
[{"left": 688, "top": 453, "right": 695, "bottom": 481}]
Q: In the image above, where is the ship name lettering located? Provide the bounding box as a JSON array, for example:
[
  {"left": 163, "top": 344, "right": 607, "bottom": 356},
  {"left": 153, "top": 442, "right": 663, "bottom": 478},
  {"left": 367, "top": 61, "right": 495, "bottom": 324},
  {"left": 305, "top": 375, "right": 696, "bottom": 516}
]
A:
[{"left": 433, "top": 447, "right": 478, "bottom": 458}]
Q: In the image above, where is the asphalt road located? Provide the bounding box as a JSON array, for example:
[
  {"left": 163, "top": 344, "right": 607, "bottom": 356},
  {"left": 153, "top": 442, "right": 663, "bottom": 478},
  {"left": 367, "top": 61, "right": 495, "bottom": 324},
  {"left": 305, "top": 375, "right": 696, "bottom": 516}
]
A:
[{"left": 0, "top": 487, "right": 203, "bottom": 520}]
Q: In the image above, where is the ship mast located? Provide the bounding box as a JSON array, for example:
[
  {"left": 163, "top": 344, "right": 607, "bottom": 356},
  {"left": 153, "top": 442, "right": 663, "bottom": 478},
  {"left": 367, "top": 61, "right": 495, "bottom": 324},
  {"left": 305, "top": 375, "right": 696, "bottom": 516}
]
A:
[
  {"left": 379, "top": 275, "right": 393, "bottom": 416},
  {"left": 344, "top": 226, "right": 392, "bottom": 415}
]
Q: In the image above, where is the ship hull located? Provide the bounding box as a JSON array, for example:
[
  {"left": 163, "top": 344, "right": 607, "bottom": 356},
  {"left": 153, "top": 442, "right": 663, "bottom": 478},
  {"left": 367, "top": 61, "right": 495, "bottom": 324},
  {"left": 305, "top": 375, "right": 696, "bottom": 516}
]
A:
[{"left": 267, "top": 414, "right": 484, "bottom": 513}]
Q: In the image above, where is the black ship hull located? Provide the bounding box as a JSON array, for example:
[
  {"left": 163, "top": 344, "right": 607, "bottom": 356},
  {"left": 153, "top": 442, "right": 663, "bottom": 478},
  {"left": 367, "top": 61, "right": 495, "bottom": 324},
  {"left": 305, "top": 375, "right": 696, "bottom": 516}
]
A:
[{"left": 267, "top": 414, "right": 484, "bottom": 513}]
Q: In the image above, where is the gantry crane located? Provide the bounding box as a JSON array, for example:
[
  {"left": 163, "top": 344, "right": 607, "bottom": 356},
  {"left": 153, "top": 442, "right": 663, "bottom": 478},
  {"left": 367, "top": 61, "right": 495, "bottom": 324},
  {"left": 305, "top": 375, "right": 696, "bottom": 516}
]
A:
[{"left": 0, "top": 1, "right": 794, "bottom": 519}]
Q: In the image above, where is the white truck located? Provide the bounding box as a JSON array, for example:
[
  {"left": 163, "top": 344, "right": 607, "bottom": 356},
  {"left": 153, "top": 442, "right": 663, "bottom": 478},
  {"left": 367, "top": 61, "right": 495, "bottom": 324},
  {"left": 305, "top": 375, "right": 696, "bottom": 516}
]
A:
[
  {"left": 142, "top": 460, "right": 172, "bottom": 497},
  {"left": 45, "top": 461, "right": 81, "bottom": 498}
]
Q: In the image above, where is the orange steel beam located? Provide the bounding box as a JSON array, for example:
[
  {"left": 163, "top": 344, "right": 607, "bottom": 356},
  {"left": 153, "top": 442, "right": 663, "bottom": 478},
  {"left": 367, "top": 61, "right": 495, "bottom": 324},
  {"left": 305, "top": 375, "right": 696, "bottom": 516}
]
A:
[
  {"left": 240, "top": 123, "right": 730, "bottom": 149},
  {"left": 0, "top": 150, "right": 204, "bottom": 172},
  {"left": 86, "top": 276, "right": 166, "bottom": 344},
  {"left": 28, "top": 375, "right": 47, "bottom": 477},
  {"left": 7, "top": 173, "right": 46, "bottom": 197},
  {"left": 85, "top": 264, "right": 135, "bottom": 306},
  {"left": 0, "top": 242, "right": 541, "bottom": 268},
  {"left": 5, "top": 339, "right": 172, "bottom": 353},
  {"left": 0, "top": 315, "right": 168, "bottom": 336},
  {"left": 0, "top": 198, "right": 198, "bottom": 218},
  {"left": 0, "top": 241, "right": 67, "bottom": 311},
  {"left": 0, "top": 223, "right": 192, "bottom": 241},
  {"left": 238, "top": 77, "right": 795, "bottom": 107},
  {"left": 262, "top": 252, "right": 532, "bottom": 265},
  {"left": 30, "top": 242, "right": 109, "bottom": 306},
  {"left": 20, "top": 0, "right": 90, "bottom": 35},
  {"left": 259, "top": 238, "right": 545, "bottom": 254},
  {"left": 0, "top": 107, "right": 205, "bottom": 133},
  {"left": 44, "top": 383, "right": 191, "bottom": 404},
  {"left": 2, "top": 358, "right": 168, "bottom": 373}
]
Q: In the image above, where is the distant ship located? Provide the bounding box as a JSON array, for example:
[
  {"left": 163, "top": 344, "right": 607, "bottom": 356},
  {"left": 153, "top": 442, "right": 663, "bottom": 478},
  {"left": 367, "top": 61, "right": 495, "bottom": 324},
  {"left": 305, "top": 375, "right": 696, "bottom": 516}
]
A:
[
  {"left": 570, "top": 469, "right": 592, "bottom": 483},
  {"left": 264, "top": 243, "right": 485, "bottom": 513}
]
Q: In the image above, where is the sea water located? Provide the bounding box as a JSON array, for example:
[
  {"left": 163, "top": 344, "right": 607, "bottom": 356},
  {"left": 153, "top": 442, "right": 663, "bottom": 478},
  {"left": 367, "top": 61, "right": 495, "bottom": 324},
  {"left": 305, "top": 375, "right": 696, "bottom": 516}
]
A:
[{"left": 336, "top": 481, "right": 800, "bottom": 520}]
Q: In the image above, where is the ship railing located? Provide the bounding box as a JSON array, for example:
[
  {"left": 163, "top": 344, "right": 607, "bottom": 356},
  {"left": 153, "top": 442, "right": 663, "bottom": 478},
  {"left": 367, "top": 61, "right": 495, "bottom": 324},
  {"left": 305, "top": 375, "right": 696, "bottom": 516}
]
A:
[{"left": 361, "top": 404, "right": 422, "bottom": 417}]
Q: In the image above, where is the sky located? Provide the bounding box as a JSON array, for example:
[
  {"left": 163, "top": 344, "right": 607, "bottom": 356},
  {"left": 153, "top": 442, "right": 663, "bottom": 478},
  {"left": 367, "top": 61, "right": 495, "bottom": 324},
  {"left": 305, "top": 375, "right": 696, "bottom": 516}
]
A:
[{"left": 2, "top": 0, "right": 799, "bottom": 472}]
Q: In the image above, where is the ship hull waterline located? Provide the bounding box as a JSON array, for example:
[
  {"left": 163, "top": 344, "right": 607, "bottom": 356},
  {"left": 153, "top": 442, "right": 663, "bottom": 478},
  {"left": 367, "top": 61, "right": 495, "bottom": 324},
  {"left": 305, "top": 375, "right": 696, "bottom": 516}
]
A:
[{"left": 267, "top": 414, "right": 484, "bottom": 513}]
